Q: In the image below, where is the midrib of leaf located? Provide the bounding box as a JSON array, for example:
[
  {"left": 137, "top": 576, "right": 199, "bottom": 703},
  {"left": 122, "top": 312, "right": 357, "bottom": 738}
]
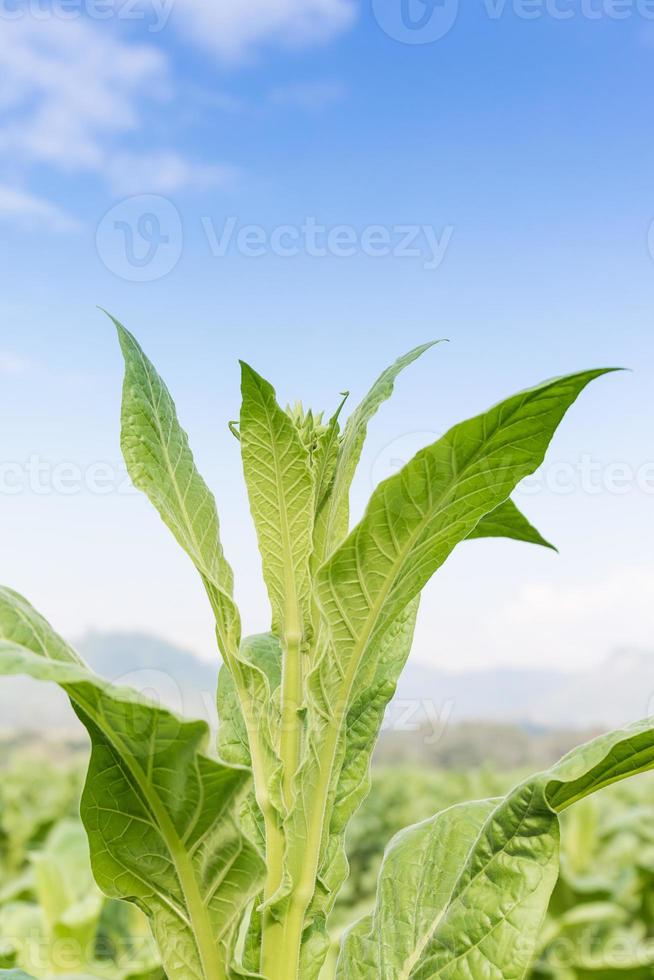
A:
[{"left": 70, "top": 686, "right": 226, "bottom": 980}]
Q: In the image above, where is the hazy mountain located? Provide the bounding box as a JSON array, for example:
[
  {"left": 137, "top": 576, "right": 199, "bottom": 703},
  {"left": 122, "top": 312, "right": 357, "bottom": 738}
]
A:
[
  {"left": 81, "top": 631, "right": 218, "bottom": 725},
  {"left": 0, "top": 631, "right": 651, "bottom": 735},
  {"left": 395, "top": 648, "right": 654, "bottom": 731}
]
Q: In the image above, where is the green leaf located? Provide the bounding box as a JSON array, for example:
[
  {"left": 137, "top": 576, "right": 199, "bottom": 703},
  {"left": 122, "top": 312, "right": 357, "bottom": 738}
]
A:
[
  {"left": 239, "top": 364, "right": 315, "bottom": 811},
  {"left": 338, "top": 799, "right": 498, "bottom": 979},
  {"left": 293, "top": 601, "right": 421, "bottom": 976},
  {"left": 0, "top": 588, "right": 263, "bottom": 980},
  {"left": 217, "top": 633, "right": 281, "bottom": 770},
  {"left": 216, "top": 633, "right": 284, "bottom": 851},
  {"left": 239, "top": 362, "right": 314, "bottom": 645},
  {"left": 311, "top": 396, "right": 348, "bottom": 572},
  {"left": 338, "top": 719, "right": 654, "bottom": 979},
  {"left": 468, "top": 497, "right": 556, "bottom": 551},
  {"left": 318, "top": 370, "right": 612, "bottom": 691},
  {"left": 331, "top": 599, "right": 421, "bottom": 837},
  {"left": 113, "top": 321, "right": 281, "bottom": 900},
  {"left": 286, "top": 367, "right": 613, "bottom": 972},
  {"left": 312, "top": 395, "right": 348, "bottom": 516},
  {"left": 316, "top": 341, "right": 442, "bottom": 562},
  {"left": 113, "top": 316, "right": 241, "bottom": 663}
]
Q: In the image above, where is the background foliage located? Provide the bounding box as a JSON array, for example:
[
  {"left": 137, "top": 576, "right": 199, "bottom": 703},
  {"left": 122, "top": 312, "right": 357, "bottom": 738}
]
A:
[{"left": 2, "top": 734, "right": 653, "bottom": 980}]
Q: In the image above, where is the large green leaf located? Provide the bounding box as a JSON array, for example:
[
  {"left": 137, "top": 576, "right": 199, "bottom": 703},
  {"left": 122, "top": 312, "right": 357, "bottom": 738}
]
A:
[
  {"left": 317, "top": 370, "right": 612, "bottom": 689},
  {"left": 282, "top": 367, "right": 613, "bottom": 974},
  {"left": 114, "top": 322, "right": 280, "bottom": 879},
  {"left": 338, "top": 720, "right": 654, "bottom": 979},
  {"left": 303, "top": 495, "right": 554, "bottom": 960},
  {"left": 113, "top": 317, "right": 241, "bottom": 663},
  {"left": 0, "top": 588, "right": 263, "bottom": 980}
]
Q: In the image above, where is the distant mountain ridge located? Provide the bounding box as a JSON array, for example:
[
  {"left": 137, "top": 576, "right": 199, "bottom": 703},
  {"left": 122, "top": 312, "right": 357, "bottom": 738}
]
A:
[
  {"left": 395, "top": 648, "right": 654, "bottom": 730},
  {"left": 0, "top": 631, "right": 652, "bottom": 734}
]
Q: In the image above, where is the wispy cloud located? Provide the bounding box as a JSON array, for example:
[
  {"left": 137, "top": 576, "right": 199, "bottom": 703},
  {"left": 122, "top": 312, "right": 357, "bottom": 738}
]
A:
[
  {"left": 165, "top": 0, "right": 357, "bottom": 61},
  {"left": 0, "top": 4, "right": 357, "bottom": 215},
  {"left": 105, "top": 151, "right": 240, "bottom": 196},
  {"left": 0, "top": 20, "right": 237, "bottom": 199},
  {"left": 0, "top": 184, "right": 80, "bottom": 232},
  {"left": 0, "top": 20, "right": 168, "bottom": 173},
  {"left": 269, "top": 80, "right": 347, "bottom": 111},
  {"left": 486, "top": 566, "right": 654, "bottom": 670}
]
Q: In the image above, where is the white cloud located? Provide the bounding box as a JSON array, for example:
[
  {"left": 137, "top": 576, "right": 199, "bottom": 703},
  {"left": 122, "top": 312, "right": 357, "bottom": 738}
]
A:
[
  {"left": 0, "top": 20, "right": 168, "bottom": 173},
  {"left": 486, "top": 566, "right": 654, "bottom": 671},
  {"left": 105, "top": 151, "right": 240, "bottom": 196},
  {"left": 167, "top": 0, "right": 357, "bottom": 61},
  {"left": 0, "top": 3, "right": 357, "bottom": 210},
  {"left": 0, "top": 20, "right": 235, "bottom": 198},
  {"left": 0, "top": 184, "right": 80, "bottom": 232},
  {"left": 269, "top": 80, "right": 347, "bottom": 110}
]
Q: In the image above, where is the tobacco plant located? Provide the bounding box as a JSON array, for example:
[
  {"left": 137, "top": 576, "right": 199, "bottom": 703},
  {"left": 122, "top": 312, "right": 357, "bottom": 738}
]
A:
[{"left": 0, "top": 321, "right": 651, "bottom": 980}]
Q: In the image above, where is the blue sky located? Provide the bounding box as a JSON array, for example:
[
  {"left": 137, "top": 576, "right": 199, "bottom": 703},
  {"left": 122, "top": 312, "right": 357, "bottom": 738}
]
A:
[{"left": 0, "top": 1, "right": 653, "bottom": 678}]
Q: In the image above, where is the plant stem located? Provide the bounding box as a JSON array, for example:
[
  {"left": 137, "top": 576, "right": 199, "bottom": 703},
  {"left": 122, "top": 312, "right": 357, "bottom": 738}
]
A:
[
  {"left": 279, "top": 625, "right": 302, "bottom": 809},
  {"left": 268, "top": 625, "right": 374, "bottom": 978},
  {"left": 261, "top": 620, "right": 303, "bottom": 975}
]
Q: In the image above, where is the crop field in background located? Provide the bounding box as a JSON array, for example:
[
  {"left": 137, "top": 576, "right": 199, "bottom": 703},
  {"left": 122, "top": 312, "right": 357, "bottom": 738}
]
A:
[{"left": 2, "top": 741, "right": 654, "bottom": 980}]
